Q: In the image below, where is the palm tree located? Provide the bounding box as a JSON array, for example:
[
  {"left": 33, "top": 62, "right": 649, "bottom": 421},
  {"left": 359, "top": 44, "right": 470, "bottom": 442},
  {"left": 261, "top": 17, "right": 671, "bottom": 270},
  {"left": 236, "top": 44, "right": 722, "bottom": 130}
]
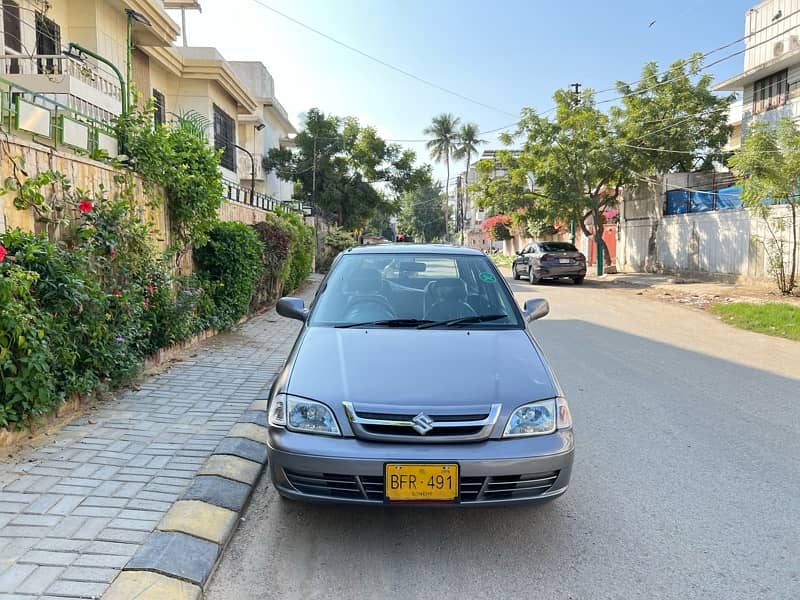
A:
[
  {"left": 453, "top": 123, "right": 486, "bottom": 244},
  {"left": 424, "top": 114, "right": 461, "bottom": 225}
]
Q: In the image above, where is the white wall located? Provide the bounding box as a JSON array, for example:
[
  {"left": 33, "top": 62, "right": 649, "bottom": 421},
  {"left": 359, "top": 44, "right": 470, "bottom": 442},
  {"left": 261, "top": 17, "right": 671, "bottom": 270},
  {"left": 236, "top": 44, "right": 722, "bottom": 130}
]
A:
[
  {"left": 618, "top": 206, "right": 800, "bottom": 280},
  {"left": 743, "top": 0, "right": 800, "bottom": 71}
]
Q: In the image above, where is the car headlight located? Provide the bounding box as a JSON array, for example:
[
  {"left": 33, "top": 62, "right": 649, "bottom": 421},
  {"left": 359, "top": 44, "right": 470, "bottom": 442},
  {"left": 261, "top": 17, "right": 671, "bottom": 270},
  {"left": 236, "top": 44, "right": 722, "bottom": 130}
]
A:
[
  {"left": 503, "top": 398, "right": 571, "bottom": 437},
  {"left": 268, "top": 395, "right": 341, "bottom": 436}
]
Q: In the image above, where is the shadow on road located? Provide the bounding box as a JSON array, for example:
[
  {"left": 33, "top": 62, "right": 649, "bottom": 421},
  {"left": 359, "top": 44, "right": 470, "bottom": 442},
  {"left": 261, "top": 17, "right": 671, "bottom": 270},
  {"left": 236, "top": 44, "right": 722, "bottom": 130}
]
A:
[{"left": 209, "top": 319, "right": 799, "bottom": 600}]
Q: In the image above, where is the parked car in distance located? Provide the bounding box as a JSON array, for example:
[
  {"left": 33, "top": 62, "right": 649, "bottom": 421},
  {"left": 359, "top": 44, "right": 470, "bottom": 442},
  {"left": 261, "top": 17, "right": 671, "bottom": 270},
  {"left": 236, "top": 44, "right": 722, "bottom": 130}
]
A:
[
  {"left": 268, "top": 244, "right": 574, "bottom": 506},
  {"left": 512, "top": 241, "right": 586, "bottom": 285}
]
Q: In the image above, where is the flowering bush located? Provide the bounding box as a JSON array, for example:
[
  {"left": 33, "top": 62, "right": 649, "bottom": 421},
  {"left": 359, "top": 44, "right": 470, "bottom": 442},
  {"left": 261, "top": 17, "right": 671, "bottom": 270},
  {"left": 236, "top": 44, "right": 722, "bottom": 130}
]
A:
[
  {"left": 0, "top": 263, "right": 57, "bottom": 428},
  {"left": 480, "top": 214, "right": 513, "bottom": 241}
]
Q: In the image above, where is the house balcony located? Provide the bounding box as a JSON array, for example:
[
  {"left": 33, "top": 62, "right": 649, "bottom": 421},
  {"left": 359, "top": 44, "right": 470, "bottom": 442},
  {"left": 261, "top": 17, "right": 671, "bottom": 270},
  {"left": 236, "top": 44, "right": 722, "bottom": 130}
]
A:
[{"left": 0, "top": 54, "right": 122, "bottom": 122}]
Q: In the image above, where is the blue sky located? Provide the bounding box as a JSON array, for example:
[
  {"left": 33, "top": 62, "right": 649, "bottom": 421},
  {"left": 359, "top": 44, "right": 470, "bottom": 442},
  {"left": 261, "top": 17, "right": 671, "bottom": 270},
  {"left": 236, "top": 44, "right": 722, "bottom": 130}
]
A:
[{"left": 174, "top": 0, "right": 756, "bottom": 185}]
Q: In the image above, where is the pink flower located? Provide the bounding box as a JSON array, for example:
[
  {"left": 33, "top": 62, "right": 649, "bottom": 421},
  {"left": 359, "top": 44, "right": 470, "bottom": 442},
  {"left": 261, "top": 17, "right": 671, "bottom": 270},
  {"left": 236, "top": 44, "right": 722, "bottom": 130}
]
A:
[
  {"left": 110, "top": 248, "right": 117, "bottom": 260},
  {"left": 78, "top": 199, "right": 93, "bottom": 214},
  {"left": 0, "top": 244, "right": 6, "bottom": 262}
]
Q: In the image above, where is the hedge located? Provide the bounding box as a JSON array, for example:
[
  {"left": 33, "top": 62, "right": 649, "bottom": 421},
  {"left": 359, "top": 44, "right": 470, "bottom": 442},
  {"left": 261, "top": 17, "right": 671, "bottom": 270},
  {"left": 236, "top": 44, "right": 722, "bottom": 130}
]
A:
[{"left": 0, "top": 210, "right": 314, "bottom": 430}]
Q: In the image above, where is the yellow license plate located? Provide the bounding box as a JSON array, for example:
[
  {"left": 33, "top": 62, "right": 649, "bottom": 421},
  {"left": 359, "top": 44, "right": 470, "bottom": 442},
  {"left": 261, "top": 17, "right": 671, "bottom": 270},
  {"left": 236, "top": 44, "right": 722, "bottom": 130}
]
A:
[{"left": 385, "top": 464, "right": 459, "bottom": 501}]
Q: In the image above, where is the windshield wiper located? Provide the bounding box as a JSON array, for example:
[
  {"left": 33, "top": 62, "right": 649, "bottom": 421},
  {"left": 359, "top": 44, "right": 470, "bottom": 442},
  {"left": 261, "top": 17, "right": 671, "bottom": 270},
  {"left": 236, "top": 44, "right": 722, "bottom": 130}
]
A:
[
  {"left": 335, "top": 318, "right": 433, "bottom": 329},
  {"left": 417, "top": 314, "right": 509, "bottom": 329}
]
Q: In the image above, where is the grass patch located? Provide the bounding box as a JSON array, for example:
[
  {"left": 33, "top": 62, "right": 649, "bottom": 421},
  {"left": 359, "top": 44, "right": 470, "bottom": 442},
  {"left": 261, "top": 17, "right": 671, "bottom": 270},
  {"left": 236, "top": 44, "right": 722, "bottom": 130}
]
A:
[
  {"left": 709, "top": 302, "right": 800, "bottom": 341},
  {"left": 491, "top": 254, "right": 513, "bottom": 269}
]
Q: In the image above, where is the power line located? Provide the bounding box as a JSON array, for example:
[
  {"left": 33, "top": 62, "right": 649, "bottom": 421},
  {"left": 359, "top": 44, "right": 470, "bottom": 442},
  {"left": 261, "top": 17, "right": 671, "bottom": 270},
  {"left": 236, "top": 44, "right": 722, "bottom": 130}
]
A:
[
  {"left": 593, "top": 6, "right": 800, "bottom": 98},
  {"left": 247, "top": 0, "right": 517, "bottom": 118}
]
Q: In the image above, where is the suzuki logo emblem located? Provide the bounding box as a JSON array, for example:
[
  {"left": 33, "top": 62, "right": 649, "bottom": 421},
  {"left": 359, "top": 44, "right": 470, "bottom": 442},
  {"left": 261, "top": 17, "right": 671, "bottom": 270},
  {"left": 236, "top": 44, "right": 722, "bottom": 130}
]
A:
[{"left": 412, "top": 412, "right": 435, "bottom": 435}]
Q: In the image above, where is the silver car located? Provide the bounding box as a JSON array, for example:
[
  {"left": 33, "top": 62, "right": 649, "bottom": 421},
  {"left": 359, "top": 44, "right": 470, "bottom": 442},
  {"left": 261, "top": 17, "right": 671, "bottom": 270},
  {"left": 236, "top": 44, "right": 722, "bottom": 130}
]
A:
[{"left": 268, "top": 244, "right": 574, "bottom": 506}]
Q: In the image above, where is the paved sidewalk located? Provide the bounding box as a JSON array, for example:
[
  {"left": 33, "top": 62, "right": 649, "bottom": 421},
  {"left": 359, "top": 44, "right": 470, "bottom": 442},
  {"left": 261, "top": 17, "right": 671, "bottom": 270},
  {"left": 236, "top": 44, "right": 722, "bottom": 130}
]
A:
[{"left": 0, "top": 276, "right": 319, "bottom": 599}]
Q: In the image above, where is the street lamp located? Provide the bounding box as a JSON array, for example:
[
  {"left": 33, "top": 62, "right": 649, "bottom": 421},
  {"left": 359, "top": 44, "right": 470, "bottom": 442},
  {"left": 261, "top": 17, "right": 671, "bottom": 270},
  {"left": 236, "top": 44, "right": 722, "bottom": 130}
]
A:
[
  {"left": 125, "top": 9, "right": 152, "bottom": 110},
  {"left": 234, "top": 143, "right": 256, "bottom": 205}
]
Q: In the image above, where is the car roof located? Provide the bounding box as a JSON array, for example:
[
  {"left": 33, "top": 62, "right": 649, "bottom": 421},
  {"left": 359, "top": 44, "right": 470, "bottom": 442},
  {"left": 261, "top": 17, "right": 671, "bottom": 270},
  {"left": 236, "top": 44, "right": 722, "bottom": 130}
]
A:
[{"left": 345, "top": 243, "right": 485, "bottom": 256}]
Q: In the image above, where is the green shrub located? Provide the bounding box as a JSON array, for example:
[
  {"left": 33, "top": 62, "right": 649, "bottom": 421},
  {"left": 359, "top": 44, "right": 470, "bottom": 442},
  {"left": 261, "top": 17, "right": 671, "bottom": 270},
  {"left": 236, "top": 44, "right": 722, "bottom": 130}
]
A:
[
  {"left": 319, "top": 227, "right": 356, "bottom": 271},
  {"left": 117, "top": 107, "right": 224, "bottom": 251},
  {"left": 277, "top": 210, "right": 315, "bottom": 293},
  {"left": 251, "top": 214, "right": 292, "bottom": 309},
  {"left": 0, "top": 263, "right": 58, "bottom": 429},
  {"left": 195, "top": 221, "right": 264, "bottom": 327},
  {"left": 1, "top": 230, "right": 104, "bottom": 396}
]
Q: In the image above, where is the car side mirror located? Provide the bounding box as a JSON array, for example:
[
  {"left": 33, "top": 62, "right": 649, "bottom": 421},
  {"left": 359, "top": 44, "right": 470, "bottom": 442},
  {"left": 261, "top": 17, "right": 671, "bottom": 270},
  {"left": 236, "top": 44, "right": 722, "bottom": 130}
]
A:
[
  {"left": 276, "top": 297, "right": 309, "bottom": 322},
  {"left": 522, "top": 298, "right": 549, "bottom": 323}
]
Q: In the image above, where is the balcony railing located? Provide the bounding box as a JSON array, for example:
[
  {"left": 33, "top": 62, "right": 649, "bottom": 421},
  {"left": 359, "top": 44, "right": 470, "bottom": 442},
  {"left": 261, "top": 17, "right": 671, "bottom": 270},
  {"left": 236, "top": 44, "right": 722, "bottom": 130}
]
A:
[
  {"left": 0, "top": 54, "right": 122, "bottom": 99},
  {"left": 0, "top": 76, "right": 118, "bottom": 155},
  {"left": 0, "top": 54, "right": 122, "bottom": 121},
  {"left": 222, "top": 179, "right": 310, "bottom": 216}
]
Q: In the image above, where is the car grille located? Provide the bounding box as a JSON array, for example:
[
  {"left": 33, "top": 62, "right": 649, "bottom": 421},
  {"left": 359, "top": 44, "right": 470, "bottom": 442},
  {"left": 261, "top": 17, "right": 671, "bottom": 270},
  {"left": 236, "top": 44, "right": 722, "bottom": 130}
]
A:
[
  {"left": 284, "top": 469, "right": 559, "bottom": 503},
  {"left": 343, "top": 403, "right": 502, "bottom": 443}
]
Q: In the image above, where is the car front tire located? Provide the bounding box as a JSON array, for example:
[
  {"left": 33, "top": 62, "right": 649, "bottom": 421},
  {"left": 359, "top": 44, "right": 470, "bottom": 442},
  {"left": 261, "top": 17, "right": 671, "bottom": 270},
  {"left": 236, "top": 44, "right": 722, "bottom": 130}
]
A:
[
  {"left": 512, "top": 265, "right": 521, "bottom": 280},
  {"left": 572, "top": 276, "right": 585, "bottom": 285}
]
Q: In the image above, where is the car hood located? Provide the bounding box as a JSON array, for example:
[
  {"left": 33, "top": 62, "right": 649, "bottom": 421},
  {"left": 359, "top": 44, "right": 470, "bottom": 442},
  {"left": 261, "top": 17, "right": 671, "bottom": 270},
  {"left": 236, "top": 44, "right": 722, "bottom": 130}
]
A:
[{"left": 285, "top": 327, "right": 557, "bottom": 411}]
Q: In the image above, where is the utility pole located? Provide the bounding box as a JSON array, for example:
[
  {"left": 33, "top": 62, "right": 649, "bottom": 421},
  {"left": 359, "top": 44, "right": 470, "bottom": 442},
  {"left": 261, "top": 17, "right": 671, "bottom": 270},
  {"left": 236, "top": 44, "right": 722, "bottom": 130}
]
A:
[
  {"left": 571, "top": 82, "right": 582, "bottom": 107},
  {"left": 312, "top": 134, "right": 323, "bottom": 265},
  {"left": 456, "top": 175, "right": 464, "bottom": 246}
]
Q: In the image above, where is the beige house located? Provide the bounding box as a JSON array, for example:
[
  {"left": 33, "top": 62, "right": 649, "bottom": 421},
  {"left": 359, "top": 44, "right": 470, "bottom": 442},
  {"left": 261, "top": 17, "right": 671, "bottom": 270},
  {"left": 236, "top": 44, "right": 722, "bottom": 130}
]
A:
[
  {"left": 230, "top": 61, "right": 297, "bottom": 203},
  {"left": 0, "top": 0, "right": 297, "bottom": 205}
]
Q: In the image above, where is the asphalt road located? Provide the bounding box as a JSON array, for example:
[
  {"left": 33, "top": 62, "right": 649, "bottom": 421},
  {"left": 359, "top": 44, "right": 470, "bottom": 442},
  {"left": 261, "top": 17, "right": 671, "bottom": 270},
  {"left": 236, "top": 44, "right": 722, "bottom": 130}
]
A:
[{"left": 206, "top": 276, "right": 800, "bottom": 600}]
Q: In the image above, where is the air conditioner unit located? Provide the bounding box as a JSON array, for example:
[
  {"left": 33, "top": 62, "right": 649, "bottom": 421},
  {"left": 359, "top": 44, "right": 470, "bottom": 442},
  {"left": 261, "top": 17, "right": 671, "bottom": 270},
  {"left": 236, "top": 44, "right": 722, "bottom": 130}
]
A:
[{"left": 774, "top": 40, "right": 785, "bottom": 56}]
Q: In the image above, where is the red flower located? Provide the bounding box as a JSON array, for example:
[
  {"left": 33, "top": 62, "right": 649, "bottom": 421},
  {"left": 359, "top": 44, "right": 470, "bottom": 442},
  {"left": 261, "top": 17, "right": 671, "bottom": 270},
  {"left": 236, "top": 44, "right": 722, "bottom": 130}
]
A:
[
  {"left": 144, "top": 298, "right": 151, "bottom": 309},
  {"left": 78, "top": 199, "right": 93, "bottom": 214},
  {"left": 110, "top": 248, "right": 117, "bottom": 260},
  {"left": 113, "top": 289, "right": 122, "bottom": 297},
  {"left": 147, "top": 283, "right": 155, "bottom": 296},
  {"left": 0, "top": 244, "right": 6, "bottom": 262}
]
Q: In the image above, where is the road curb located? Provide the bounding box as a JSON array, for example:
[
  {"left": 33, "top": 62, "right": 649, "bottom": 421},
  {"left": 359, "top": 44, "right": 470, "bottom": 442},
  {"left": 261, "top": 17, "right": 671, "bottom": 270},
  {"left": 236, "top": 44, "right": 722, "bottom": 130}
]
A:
[{"left": 103, "top": 393, "right": 271, "bottom": 598}]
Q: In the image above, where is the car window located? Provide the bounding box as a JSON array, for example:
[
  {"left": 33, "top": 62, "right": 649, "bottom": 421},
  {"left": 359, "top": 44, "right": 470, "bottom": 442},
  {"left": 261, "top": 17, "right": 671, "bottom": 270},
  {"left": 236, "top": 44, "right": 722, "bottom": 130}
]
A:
[
  {"left": 310, "top": 253, "right": 522, "bottom": 328},
  {"left": 538, "top": 242, "right": 578, "bottom": 252}
]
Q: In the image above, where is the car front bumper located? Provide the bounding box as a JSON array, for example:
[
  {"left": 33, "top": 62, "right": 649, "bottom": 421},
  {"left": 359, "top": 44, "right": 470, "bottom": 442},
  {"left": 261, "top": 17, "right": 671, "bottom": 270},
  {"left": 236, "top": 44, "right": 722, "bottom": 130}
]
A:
[{"left": 267, "top": 428, "right": 574, "bottom": 506}]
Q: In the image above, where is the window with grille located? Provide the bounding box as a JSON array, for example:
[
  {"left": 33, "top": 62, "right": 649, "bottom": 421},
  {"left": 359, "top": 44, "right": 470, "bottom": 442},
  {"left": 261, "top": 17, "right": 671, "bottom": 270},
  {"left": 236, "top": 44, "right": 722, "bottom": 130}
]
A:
[
  {"left": 2, "top": 0, "right": 21, "bottom": 74},
  {"left": 213, "top": 104, "right": 236, "bottom": 172},
  {"left": 153, "top": 89, "right": 166, "bottom": 127},
  {"left": 753, "top": 69, "right": 788, "bottom": 114},
  {"left": 35, "top": 12, "right": 61, "bottom": 75}
]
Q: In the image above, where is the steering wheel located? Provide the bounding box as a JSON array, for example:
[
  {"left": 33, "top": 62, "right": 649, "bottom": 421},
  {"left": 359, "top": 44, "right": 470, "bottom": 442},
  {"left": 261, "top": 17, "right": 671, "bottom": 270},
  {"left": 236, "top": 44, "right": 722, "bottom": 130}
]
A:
[{"left": 344, "top": 296, "right": 397, "bottom": 321}]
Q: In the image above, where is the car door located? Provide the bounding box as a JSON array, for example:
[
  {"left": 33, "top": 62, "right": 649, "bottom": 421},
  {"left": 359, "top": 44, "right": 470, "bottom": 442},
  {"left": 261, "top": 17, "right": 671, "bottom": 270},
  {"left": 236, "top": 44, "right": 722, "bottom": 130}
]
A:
[
  {"left": 513, "top": 245, "right": 529, "bottom": 273},
  {"left": 525, "top": 244, "right": 539, "bottom": 274}
]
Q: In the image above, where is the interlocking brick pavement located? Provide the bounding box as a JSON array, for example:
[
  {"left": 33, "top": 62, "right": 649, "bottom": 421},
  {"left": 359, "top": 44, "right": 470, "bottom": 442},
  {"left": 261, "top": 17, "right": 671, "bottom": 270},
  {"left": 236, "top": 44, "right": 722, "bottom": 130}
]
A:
[{"left": 0, "top": 276, "right": 319, "bottom": 599}]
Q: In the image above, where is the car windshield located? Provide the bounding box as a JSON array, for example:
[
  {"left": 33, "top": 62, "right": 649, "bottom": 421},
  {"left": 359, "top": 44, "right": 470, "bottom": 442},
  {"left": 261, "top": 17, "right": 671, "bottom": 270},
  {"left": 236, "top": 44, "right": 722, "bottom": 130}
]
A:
[
  {"left": 538, "top": 242, "right": 578, "bottom": 252},
  {"left": 309, "top": 252, "right": 522, "bottom": 328}
]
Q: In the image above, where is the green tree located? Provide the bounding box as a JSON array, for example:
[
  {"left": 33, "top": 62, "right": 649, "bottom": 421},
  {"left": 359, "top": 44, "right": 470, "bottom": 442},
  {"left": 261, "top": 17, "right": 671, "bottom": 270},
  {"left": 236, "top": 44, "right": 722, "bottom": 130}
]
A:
[
  {"left": 729, "top": 118, "right": 799, "bottom": 294},
  {"left": 263, "top": 108, "right": 427, "bottom": 229},
  {"left": 612, "top": 53, "right": 734, "bottom": 174},
  {"left": 453, "top": 122, "right": 486, "bottom": 244},
  {"left": 482, "top": 55, "right": 734, "bottom": 267},
  {"left": 424, "top": 113, "right": 461, "bottom": 206},
  {"left": 500, "top": 89, "right": 628, "bottom": 266},
  {"left": 399, "top": 182, "right": 447, "bottom": 243}
]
